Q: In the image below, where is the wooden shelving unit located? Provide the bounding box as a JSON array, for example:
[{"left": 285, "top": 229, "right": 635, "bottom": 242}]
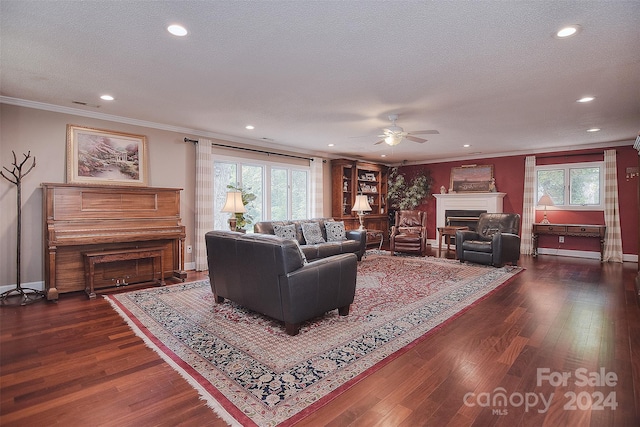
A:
[{"left": 331, "top": 159, "right": 389, "bottom": 237}]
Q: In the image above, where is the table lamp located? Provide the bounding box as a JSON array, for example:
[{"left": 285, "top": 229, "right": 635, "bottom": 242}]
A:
[
  {"left": 221, "top": 191, "right": 246, "bottom": 231},
  {"left": 537, "top": 193, "right": 554, "bottom": 224},
  {"left": 351, "top": 195, "right": 372, "bottom": 230}
]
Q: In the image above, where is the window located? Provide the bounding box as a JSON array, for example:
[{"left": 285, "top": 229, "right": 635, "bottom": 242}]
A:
[
  {"left": 213, "top": 156, "right": 310, "bottom": 231},
  {"left": 535, "top": 161, "right": 603, "bottom": 210},
  {"left": 270, "top": 167, "right": 309, "bottom": 220},
  {"left": 213, "top": 162, "right": 265, "bottom": 231}
]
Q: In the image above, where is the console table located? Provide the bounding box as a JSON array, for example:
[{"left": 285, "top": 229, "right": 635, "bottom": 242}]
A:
[{"left": 532, "top": 223, "right": 606, "bottom": 261}]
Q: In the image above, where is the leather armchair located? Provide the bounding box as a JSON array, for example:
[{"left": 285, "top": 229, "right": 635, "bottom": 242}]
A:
[
  {"left": 390, "top": 210, "right": 427, "bottom": 256},
  {"left": 455, "top": 213, "right": 521, "bottom": 267},
  {"left": 205, "top": 230, "right": 357, "bottom": 336}
]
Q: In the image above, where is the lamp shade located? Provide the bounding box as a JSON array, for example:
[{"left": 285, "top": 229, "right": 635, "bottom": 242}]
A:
[
  {"left": 221, "top": 191, "right": 247, "bottom": 213},
  {"left": 351, "top": 195, "right": 372, "bottom": 212},
  {"left": 537, "top": 193, "right": 555, "bottom": 207}
]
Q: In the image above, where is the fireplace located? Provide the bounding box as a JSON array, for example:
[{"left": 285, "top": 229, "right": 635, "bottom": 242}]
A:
[
  {"left": 433, "top": 192, "right": 506, "bottom": 230},
  {"left": 445, "top": 209, "right": 486, "bottom": 231}
]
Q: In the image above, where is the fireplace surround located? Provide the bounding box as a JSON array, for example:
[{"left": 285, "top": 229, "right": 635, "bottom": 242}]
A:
[{"left": 433, "top": 193, "right": 506, "bottom": 230}]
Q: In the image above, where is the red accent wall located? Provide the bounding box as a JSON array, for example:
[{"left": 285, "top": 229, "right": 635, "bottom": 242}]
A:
[{"left": 399, "top": 145, "right": 638, "bottom": 256}]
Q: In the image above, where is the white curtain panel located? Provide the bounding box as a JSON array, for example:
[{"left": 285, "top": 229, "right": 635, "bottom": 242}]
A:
[
  {"left": 603, "top": 149, "right": 623, "bottom": 262},
  {"left": 310, "top": 157, "right": 324, "bottom": 218},
  {"left": 195, "top": 139, "right": 213, "bottom": 271},
  {"left": 520, "top": 155, "right": 536, "bottom": 255}
]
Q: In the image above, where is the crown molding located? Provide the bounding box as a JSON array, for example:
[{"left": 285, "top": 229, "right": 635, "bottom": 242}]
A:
[
  {"left": 2, "top": 96, "right": 632, "bottom": 166},
  {"left": 0, "top": 96, "right": 330, "bottom": 160}
]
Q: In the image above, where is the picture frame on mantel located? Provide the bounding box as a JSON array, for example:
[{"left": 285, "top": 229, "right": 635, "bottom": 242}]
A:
[
  {"left": 450, "top": 164, "right": 493, "bottom": 192},
  {"left": 66, "top": 124, "right": 148, "bottom": 186}
]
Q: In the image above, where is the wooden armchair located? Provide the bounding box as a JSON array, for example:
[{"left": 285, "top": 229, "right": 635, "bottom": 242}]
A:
[{"left": 390, "top": 210, "right": 427, "bottom": 256}]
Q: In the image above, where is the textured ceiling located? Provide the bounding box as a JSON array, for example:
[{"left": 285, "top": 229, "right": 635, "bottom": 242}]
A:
[{"left": 1, "top": 1, "right": 639, "bottom": 164}]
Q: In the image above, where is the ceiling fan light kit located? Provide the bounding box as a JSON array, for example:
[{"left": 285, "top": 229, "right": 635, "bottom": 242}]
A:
[
  {"left": 375, "top": 114, "right": 439, "bottom": 146},
  {"left": 385, "top": 134, "right": 402, "bottom": 146}
]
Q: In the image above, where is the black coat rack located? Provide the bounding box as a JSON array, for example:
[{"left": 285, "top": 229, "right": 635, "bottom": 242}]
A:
[{"left": 1, "top": 151, "right": 44, "bottom": 305}]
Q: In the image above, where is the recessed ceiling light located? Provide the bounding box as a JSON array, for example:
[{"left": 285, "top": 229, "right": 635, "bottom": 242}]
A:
[
  {"left": 555, "top": 25, "right": 581, "bottom": 38},
  {"left": 100, "top": 95, "right": 114, "bottom": 101},
  {"left": 577, "top": 96, "right": 595, "bottom": 103},
  {"left": 380, "top": 154, "right": 386, "bottom": 158},
  {"left": 167, "top": 24, "right": 188, "bottom": 37},
  {"left": 327, "top": 143, "right": 334, "bottom": 147},
  {"left": 463, "top": 144, "right": 471, "bottom": 148},
  {"left": 245, "top": 125, "right": 255, "bottom": 130},
  {"left": 587, "top": 128, "right": 601, "bottom": 132}
]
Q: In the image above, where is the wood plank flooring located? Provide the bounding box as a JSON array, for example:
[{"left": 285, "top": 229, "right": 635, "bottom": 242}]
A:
[{"left": 1, "top": 250, "right": 639, "bottom": 426}]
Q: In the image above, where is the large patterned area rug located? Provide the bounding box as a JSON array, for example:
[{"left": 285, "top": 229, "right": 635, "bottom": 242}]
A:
[{"left": 106, "top": 253, "right": 522, "bottom": 426}]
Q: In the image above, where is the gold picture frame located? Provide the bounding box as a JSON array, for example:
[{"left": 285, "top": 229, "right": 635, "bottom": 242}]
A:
[
  {"left": 66, "top": 125, "right": 148, "bottom": 186},
  {"left": 450, "top": 164, "right": 494, "bottom": 192}
]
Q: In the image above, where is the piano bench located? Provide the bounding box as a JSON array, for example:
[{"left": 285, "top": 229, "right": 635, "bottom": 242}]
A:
[{"left": 83, "top": 246, "right": 166, "bottom": 299}]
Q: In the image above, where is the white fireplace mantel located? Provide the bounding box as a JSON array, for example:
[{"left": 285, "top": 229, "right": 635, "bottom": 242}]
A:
[{"left": 433, "top": 193, "right": 506, "bottom": 228}]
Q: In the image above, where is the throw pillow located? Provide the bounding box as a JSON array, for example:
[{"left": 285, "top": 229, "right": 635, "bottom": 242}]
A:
[
  {"left": 301, "top": 222, "right": 326, "bottom": 245},
  {"left": 325, "top": 221, "right": 347, "bottom": 242},
  {"left": 292, "top": 239, "right": 308, "bottom": 264},
  {"left": 273, "top": 224, "right": 296, "bottom": 240}
]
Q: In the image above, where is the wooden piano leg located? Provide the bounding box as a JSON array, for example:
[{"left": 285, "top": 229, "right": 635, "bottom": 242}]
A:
[
  {"left": 158, "top": 252, "right": 165, "bottom": 286},
  {"left": 85, "top": 258, "right": 97, "bottom": 300},
  {"left": 173, "top": 237, "right": 187, "bottom": 282},
  {"left": 46, "top": 247, "right": 59, "bottom": 301}
]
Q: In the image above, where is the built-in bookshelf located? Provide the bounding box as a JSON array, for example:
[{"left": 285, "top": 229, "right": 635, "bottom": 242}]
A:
[{"left": 331, "top": 159, "right": 389, "bottom": 235}]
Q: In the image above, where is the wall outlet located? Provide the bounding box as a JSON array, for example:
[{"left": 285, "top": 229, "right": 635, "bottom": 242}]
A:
[
  {"left": 186, "top": 245, "right": 193, "bottom": 253},
  {"left": 559, "top": 236, "right": 565, "bottom": 243}
]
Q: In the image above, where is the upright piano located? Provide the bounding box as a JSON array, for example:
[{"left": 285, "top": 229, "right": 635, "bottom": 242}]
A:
[{"left": 42, "top": 183, "right": 186, "bottom": 300}]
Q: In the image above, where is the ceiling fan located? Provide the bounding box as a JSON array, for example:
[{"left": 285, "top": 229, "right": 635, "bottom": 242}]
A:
[{"left": 374, "top": 114, "right": 439, "bottom": 146}]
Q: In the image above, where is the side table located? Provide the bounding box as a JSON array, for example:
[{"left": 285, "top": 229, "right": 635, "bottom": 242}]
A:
[
  {"left": 437, "top": 226, "right": 469, "bottom": 257},
  {"left": 365, "top": 229, "right": 384, "bottom": 250}
]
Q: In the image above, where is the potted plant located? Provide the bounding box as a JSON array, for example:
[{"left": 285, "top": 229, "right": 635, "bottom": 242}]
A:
[
  {"left": 387, "top": 167, "right": 433, "bottom": 226},
  {"left": 226, "top": 184, "right": 257, "bottom": 231}
]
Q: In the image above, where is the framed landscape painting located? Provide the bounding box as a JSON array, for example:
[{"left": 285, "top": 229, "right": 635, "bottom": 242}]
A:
[
  {"left": 66, "top": 125, "right": 148, "bottom": 186},
  {"left": 450, "top": 164, "right": 493, "bottom": 192}
]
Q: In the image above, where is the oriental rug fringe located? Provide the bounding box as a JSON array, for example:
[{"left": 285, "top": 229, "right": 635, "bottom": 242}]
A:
[{"left": 105, "top": 253, "right": 522, "bottom": 426}]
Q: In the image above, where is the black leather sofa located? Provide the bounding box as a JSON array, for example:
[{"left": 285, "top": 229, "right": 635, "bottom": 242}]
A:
[
  {"left": 205, "top": 230, "right": 358, "bottom": 336},
  {"left": 254, "top": 218, "right": 366, "bottom": 261},
  {"left": 455, "top": 213, "right": 521, "bottom": 267}
]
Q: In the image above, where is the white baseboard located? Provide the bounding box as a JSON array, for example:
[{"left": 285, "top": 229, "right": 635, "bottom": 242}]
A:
[
  {"left": 0, "top": 281, "right": 44, "bottom": 295},
  {"left": 426, "top": 239, "right": 638, "bottom": 263},
  {"left": 535, "top": 247, "right": 600, "bottom": 259}
]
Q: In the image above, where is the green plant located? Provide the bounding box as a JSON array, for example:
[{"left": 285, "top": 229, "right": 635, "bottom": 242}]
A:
[
  {"left": 226, "top": 184, "right": 257, "bottom": 230},
  {"left": 387, "top": 167, "right": 433, "bottom": 210}
]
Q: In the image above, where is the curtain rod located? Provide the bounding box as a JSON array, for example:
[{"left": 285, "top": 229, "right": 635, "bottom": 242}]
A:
[
  {"left": 536, "top": 150, "right": 605, "bottom": 160},
  {"left": 184, "top": 137, "right": 313, "bottom": 161}
]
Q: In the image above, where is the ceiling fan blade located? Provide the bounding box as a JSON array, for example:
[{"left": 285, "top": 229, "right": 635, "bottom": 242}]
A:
[
  {"left": 409, "top": 130, "right": 440, "bottom": 135},
  {"left": 374, "top": 139, "right": 385, "bottom": 145},
  {"left": 405, "top": 135, "right": 427, "bottom": 143}
]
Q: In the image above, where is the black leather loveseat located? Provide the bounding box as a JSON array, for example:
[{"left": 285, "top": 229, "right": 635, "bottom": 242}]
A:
[
  {"left": 205, "top": 230, "right": 357, "bottom": 336},
  {"left": 254, "top": 218, "right": 366, "bottom": 261}
]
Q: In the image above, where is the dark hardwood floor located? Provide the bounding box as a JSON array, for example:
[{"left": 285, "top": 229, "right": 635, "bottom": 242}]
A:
[{"left": 1, "top": 250, "right": 639, "bottom": 426}]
